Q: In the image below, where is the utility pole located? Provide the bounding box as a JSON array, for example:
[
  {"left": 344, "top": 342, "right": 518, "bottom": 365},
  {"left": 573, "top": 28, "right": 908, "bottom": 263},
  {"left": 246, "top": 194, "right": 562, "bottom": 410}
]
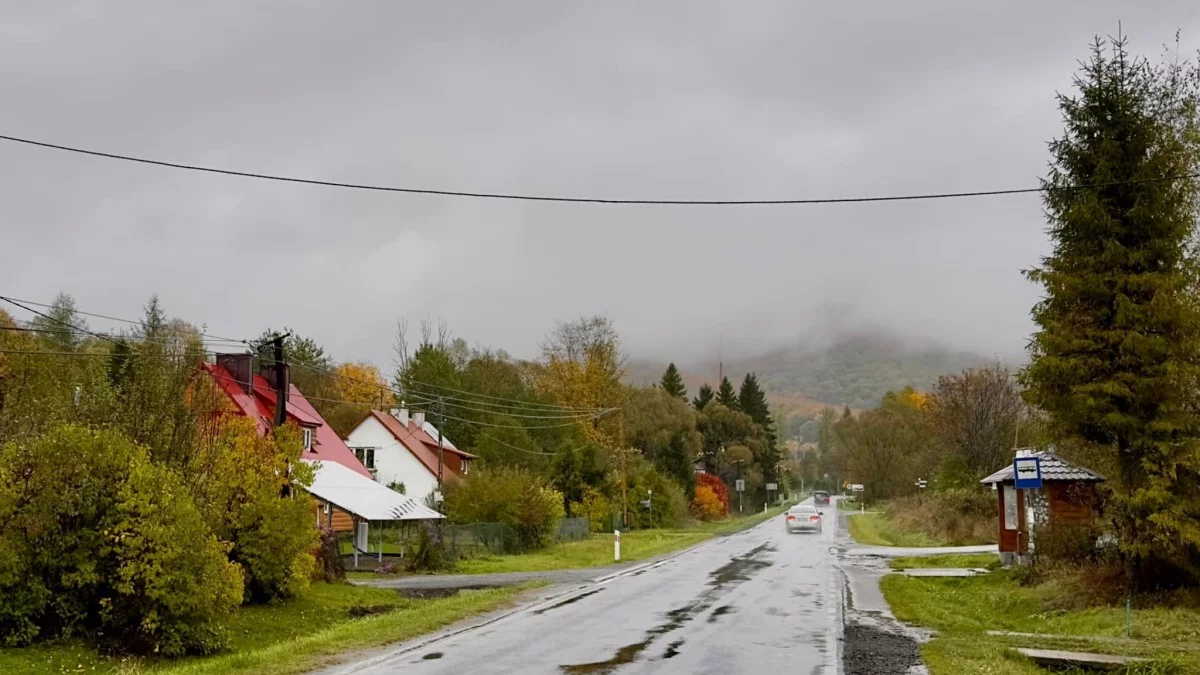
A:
[
  {"left": 272, "top": 333, "right": 291, "bottom": 498},
  {"left": 436, "top": 396, "right": 446, "bottom": 498},
  {"left": 619, "top": 414, "right": 629, "bottom": 528},
  {"left": 272, "top": 334, "right": 288, "bottom": 428}
]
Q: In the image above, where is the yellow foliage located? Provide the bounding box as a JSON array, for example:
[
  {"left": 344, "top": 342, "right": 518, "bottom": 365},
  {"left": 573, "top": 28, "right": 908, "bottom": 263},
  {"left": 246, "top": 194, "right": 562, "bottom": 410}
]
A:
[
  {"left": 539, "top": 350, "right": 625, "bottom": 445},
  {"left": 334, "top": 362, "right": 388, "bottom": 406},
  {"left": 691, "top": 485, "right": 725, "bottom": 521}
]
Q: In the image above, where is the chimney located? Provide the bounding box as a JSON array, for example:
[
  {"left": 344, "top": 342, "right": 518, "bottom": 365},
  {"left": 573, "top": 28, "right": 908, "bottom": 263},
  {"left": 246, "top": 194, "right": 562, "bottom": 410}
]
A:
[
  {"left": 413, "top": 411, "right": 426, "bottom": 427},
  {"left": 390, "top": 407, "right": 409, "bottom": 427},
  {"left": 216, "top": 353, "right": 254, "bottom": 394}
]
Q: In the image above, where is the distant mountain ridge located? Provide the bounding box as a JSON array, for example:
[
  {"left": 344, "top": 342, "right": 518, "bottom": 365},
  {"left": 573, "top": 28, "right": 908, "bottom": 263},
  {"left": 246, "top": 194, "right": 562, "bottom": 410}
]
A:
[{"left": 627, "top": 332, "right": 1000, "bottom": 411}]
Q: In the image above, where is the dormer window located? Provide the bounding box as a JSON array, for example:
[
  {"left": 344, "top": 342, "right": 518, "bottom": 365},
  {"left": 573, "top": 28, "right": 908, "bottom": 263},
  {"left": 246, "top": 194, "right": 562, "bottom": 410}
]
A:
[{"left": 303, "top": 428, "right": 313, "bottom": 451}]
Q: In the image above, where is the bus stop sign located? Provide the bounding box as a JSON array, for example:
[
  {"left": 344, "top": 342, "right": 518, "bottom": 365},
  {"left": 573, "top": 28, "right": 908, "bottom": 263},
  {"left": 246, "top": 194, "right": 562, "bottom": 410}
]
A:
[{"left": 1013, "top": 456, "right": 1043, "bottom": 490}]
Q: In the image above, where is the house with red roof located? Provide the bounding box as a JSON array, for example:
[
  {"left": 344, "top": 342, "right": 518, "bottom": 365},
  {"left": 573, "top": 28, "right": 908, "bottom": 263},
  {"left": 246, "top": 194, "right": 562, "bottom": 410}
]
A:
[
  {"left": 202, "top": 353, "right": 372, "bottom": 479},
  {"left": 201, "top": 355, "right": 441, "bottom": 544},
  {"left": 344, "top": 407, "right": 478, "bottom": 504}
]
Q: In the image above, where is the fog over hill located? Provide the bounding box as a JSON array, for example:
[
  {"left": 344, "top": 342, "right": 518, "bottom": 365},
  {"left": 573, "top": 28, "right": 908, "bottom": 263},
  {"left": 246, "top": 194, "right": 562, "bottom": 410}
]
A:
[{"left": 628, "top": 326, "right": 1019, "bottom": 411}]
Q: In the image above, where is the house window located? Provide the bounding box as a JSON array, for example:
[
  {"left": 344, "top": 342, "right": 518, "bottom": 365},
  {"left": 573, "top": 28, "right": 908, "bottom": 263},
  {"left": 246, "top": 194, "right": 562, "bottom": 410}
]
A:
[
  {"left": 1003, "top": 485, "right": 1018, "bottom": 530},
  {"left": 353, "top": 447, "right": 376, "bottom": 470},
  {"left": 302, "top": 428, "right": 313, "bottom": 451}
]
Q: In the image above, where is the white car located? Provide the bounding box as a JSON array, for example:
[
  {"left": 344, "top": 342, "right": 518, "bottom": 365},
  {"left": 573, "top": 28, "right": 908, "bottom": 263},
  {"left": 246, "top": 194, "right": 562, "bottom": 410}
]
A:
[{"left": 785, "top": 504, "right": 823, "bottom": 533}]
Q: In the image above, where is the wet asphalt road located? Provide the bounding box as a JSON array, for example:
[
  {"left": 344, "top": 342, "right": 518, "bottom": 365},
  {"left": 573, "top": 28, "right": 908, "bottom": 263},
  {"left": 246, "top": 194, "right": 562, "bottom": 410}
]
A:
[{"left": 329, "top": 501, "right": 840, "bottom": 675}]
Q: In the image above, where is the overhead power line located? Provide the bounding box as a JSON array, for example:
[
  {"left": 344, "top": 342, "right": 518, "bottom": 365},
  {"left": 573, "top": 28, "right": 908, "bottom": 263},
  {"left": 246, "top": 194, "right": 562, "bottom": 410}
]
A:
[
  {"left": 0, "top": 295, "right": 248, "bottom": 344},
  {"left": 1, "top": 296, "right": 125, "bottom": 348},
  {"left": 400, "top": 378, "right": 608, "bottom": 412},
  {"left": 3, "top": 133, "right": 1197, "bottom": 206}
]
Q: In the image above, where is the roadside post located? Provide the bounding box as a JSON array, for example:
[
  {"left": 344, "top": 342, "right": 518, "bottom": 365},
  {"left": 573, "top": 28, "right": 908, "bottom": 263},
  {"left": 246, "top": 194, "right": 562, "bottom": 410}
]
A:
[
  {"left": 735, "top": 479, "right": 745, "bottom": 514},
  {"left": 614, "top": 530, "right": 621, "bottom": 562},
  {"left": 1012, "top": 455, "right": 1043, "bottom": 562}
]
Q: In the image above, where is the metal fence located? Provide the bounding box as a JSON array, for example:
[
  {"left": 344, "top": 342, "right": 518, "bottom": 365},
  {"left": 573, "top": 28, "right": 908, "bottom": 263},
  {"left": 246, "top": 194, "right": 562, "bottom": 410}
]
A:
[
  {"left": 556, "top": 517, "right": 590, "bottom": 542},
  {"left": 339, "top": 516, "right": 605, "bottom": 567}
]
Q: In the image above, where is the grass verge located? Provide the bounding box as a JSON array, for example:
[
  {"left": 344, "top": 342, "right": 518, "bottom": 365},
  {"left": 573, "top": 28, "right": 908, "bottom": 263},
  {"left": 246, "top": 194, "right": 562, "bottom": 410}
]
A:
[
  {"left": 439, "top": 503, "right": 794, "bottom": 576},
  {"left": 881, "top": 569, "right": 1200, "bottom": 673},
  {"left": 889, "top": 553, "right": 1002, "bottom": 570},
  {"left": 847, "top": 512, "right": 947, "bottom": 547},
  {"left": 0, "top": 582, "right": 536, "bottom": 675}
]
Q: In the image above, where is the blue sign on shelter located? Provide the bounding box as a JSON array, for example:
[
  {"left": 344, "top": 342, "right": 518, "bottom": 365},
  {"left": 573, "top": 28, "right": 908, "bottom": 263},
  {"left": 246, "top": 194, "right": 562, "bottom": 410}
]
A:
[{"left": 1013, "top": 456, "right": 1043, "bottom": 490}]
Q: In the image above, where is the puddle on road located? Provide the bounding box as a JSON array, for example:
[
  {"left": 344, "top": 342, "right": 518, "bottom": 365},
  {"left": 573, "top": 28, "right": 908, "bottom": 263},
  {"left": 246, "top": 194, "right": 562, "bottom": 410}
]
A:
[
  {"left": 662, "top": 639, "right": 684, "bottom": 659},
  {"left": 533, "top": 589, "right": 604, "bottom": 615},
  {"left": 422, "top": 652, "right": 443, "bottom": 660},
  {"left": 560, "top": 542, "right": 775, "bottom": 674},
  {"left": 707, "top": 604, "right": 735, "bottom": 623}
]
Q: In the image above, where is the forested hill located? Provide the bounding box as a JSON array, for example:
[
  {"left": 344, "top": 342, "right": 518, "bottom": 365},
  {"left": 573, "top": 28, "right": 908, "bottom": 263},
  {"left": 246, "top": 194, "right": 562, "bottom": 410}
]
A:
[
  {"left": 737, "top": 334, "right": 992, "bottom": 409},
  {"left": 629, "top": 333, "right": 996, "bottom": 410}
]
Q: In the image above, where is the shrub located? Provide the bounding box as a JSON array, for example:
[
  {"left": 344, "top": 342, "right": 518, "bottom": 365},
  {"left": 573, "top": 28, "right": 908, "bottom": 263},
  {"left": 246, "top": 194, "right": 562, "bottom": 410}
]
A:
[
  {"left": 578, "top": 488, "right": 613, "bottom": 532},
  {"left": 102, "top": 460, "right": 244, "bottom": 656},
  {"left": 443, "top": 466, "right": 565, "bottom": 550},
  {"left": 191, "top": 419, "right": 317, "bottom": 602},
  {"left": 312, "top": 527, "right": 345, "bottom": 583},
  {"left": 0, "top": 425, "right": 243, "bottom": 654},
  {"left": 695, "top": 472, "right": 729, "bottom": 514},
  {"left": 626, "top": 462, "right": 688, "bottom": 529},
  {"left": 1031, "top": 520, "right": 1106, "bottom": 570},
  {"left": 404, "top": 521, "right": 455, "bottom": 572},
  {"left": 885, "top": 488, "right": 997, "bottom": 545},
  {"left": 691, "top": 486, "right": 725, "bottom": 521}
]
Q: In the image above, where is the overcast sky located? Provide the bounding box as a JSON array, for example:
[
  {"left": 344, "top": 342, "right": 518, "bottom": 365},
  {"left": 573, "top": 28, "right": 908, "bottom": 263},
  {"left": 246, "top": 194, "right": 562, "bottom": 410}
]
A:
[{"left": 2, "top": 1, "right": 1198, "bottom": 368}]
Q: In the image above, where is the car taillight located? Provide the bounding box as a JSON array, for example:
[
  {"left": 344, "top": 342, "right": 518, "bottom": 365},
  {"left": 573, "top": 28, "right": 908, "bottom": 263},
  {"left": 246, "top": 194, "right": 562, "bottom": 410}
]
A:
[
  {"left": 787, "top": 515, "right": 796, "bottom": 521},
  {"left": 810, "top": 515, "right": 820, "bottom": 521}
]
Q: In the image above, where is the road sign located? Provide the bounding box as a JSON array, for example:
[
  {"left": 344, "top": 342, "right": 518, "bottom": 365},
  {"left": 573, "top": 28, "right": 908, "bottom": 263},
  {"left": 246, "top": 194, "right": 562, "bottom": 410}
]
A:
[
  {"left": 850, "top": 484, "right": 864, "bottom": 492},
  {"left": 915, "top": 479, "right": 928, "bottom": 489},
  {"left": 735, "top": 479, "right": 745, "bottom": 492},
  {"left": 765, "top": 482, "right": 778, "bottom": 491},
  {"left": 1013, "top": 456, "right": 1043, "bottom": 490}
]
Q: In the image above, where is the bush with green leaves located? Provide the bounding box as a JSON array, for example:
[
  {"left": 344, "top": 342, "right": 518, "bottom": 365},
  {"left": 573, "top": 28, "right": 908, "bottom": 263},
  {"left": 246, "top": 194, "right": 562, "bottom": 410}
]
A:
[
  {"left": 0, "top": 425, "right": 243, "bottom": 654},
  {"left": 443, "top": 466, "right": 565, "bottom": 550},
  {"left": 625, "top": 460, "right": 688, "bottom": 529},
  {"left": 189, "top": 418, "right": 317, "bottom": 602}
]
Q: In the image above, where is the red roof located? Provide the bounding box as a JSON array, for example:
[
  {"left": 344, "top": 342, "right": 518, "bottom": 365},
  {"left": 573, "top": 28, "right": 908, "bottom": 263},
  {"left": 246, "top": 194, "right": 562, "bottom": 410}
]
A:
[
  {"left": 202, "top": 362, "right": 372, "bottom": 479},
  {"left": 367, "top": 410, "right": 476, "bottom": 479}
]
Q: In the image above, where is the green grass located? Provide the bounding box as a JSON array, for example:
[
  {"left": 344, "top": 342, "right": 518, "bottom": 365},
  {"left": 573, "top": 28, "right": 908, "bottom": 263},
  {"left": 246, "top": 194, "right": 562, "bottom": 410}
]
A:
[
  {"left": 889, "top": 553, "right": 1002, "bottom": 570},
  {"left": 448, "top": 504, "right": 794, "bottom": 576},
  {"left": 0, "top": 582, "right": 535, "bottom": 675},
  {"left": 847, "top": 512, "right": 947, "bottom": 547},
  {"left": 881, "top": 570, "right": 1200, "bottom": 674}
]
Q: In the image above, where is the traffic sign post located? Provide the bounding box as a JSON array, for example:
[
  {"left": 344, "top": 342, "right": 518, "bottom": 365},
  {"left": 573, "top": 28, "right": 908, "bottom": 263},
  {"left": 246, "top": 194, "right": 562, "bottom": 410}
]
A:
[
  {"left": 915, "top": 478, "right": 928, "bottom": 503},
  {"left": 735, "top": 479, "right": 745, "bottom": 513},
  {"left": 1013, "top": 456, "right": 1043, "bottom": 490},
  {"left": 1012, "top": 456, "right": 1043, "bottom": 561}
]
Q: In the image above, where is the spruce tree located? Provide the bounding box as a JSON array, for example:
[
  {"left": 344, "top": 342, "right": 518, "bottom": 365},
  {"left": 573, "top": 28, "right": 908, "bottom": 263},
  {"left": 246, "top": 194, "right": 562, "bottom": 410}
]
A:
[
  {"left": 1021, "top": 36, "right": 1200, "bottom": 585},
  {"left": 715, "top": 376, "right": 739, "bottom": 410},
  {"left": 659, "top": 363, "right": 688, "bottom": 401},
  {"left": 693, "top": 383, "right": 714, "bottom": 410},
  {"left": 737, "top": 373, "right": 771, "bottom": 428},
  {"left": 739, "top": 373, "right": 781, "bottom": 486}
]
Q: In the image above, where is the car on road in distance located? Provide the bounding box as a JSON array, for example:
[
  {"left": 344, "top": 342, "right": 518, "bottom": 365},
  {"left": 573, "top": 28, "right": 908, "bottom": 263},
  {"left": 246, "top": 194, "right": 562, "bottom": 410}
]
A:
[
  {"left": 813, "top": 491, "right": 830, "bottom": 506},
  {"left": 786, "top": 504, "right": 823, "bottom": 533}
]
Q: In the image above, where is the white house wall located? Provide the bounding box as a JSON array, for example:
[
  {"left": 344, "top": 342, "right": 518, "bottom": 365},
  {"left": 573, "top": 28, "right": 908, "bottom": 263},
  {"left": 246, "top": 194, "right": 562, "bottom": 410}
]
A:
[{"left": 344, "top": 416, "right": 438, "bottom": 504}]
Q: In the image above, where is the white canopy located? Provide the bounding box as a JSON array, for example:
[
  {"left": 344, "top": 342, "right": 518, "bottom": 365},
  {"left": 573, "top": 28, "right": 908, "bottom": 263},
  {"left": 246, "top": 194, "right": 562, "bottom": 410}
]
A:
[{"left": 302, "top": 459, "right": 443, "bottom": 521}]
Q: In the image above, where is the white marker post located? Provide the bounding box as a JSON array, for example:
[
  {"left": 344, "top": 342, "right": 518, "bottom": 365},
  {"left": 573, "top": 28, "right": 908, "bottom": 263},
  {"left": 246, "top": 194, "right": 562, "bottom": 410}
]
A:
[{"left": 614, "top": 530, "right": 621, "bottom": 562}]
